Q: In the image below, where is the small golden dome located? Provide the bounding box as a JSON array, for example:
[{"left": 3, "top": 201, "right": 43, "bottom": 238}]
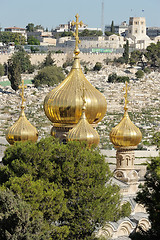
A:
[
  {"left": 67, "top": 104, "right": 100, "bottom": 147},
  {"left": 110, "top": 82, "right": 142, "bottom": 148},
  {"left": 6, "top": 80, "right": 38, "bottom": 145},
  {"left": 110, "top": 110, "right": 142, "bottom": 147},
  {"left": 6, "top": 108, "right": 38, "bottom": 145},
  {"left": 44, "top": 14, "right": 107, "bottom": 127}
]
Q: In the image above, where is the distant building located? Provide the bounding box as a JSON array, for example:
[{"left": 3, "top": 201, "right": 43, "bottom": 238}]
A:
[
  {"left": 127, "top": 17, "right": 153, "bottom": 49},
  {"left": 4, "top": 27, "right": 27, "bottom": 39},
  {"left": 105, "top": 21, "right": 128, "bottom": 36},
  {"left": 56, "top": 34, "right": 125, "bottom": 51},
  {"left": 146, "top": 27, "right": 160, "bottom": 39},
  {"left": 27, "top": 30, "right": 56, "bottom": 46},
  {"left": 53, "top": 20, "right": 101, "bottom": 33}
]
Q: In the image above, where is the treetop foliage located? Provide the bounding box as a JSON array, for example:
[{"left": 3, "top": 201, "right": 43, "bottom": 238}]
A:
[
  {"left": 132, "top": 155, "right": 160, "bottom": 240},
  {"left": 0, "top": 32, "right": 26, "bottom": 45},
  {"left": 145, "top": 42, "right": 160, "bottom": 69},
  {"left": 26, "top": 23, "right": 44, "bottom": 32},
  {"left": 0, "top": 188, "right": 50, "bottom": 240},
  {"left": 0, "top": 138, "right": 130, "bottom": 239},
  {"left": 27, "top": 36, "right": 40, "bottom": 45},
  {"left": 79, "top": 29, "right": 103, "bottom": 37},
  {"left": 41, "top": 52, "right": 55, "bottom": 68}
]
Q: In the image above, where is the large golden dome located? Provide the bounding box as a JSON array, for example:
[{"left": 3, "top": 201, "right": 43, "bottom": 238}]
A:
[
  {"left": 6, "top": 80, "right": 38, "bottom": 145},
  {"left": 44, "top": 14, "right": 107, "bottom": 128},
  {"left": 67, "top": 99, "right": 100, "bottom": 147},
  {"left": 44, "top": 57, "right": 107, "bottom": 125},
  {"left": 110, "top": 82, "right": 142, "bottom": 148}
]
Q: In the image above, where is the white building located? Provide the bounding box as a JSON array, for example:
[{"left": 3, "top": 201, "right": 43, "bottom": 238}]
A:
[
  {"left": 127, "top": 17, "right": 153, "bottom": 49},
  {"left": 4, "top": 27, "right": 27, "bottom": 39}
]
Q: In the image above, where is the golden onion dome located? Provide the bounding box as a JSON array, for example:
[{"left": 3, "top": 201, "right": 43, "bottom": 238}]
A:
[
  {"left": 44, "top": 14, "right": 107, "bottom": 127},
  {"left": 67, "top": 101, "right": 100, "bottom": 147},
  {"left": 6, "top": 80, "right": 38, "bottom": 145},
  {"left": 6, "top": 108, "right": 38, "bottom": 145},
  {"left": 110, "top": 82, "right": 142, "bottom": 148}
]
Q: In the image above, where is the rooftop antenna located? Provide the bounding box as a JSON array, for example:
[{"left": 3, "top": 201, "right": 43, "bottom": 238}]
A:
[{"left": 101, "top": 1, "right": 104, "bottom": 35}]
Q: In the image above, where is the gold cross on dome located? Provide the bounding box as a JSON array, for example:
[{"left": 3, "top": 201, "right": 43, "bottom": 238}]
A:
[
  {"left": 71, "top": 14, "right": 83, "bottom": 55},
  {"left": 19, "top": 80, "right": 27, "bottom": 107},
  {"left": 123, "top": 81, "right": 130, "bottom": 111}
]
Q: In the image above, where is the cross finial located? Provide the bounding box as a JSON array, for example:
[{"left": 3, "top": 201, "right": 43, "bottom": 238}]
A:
[
  {"left": 123, "top": 81, "right": 130, "bottom": 111},
  {"left": 19, "top": 80, "right": 27, "bottom": 109},
  {"left": 71, "top": 14, "right": 83, "bottom": 56}
]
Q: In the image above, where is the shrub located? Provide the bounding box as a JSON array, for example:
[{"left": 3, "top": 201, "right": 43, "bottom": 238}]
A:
[
  {"left": 135, "top": 69, "right": 144, "bottom": 79},
  {"left": 33, "top": 65, "right": 65, "bottom": 87},
  {"left": 108, "top": 73, "right": 129, "bottom": 83},
  {"left": 114, "top": 57, "right": 126, "bottom": 64},
  {"left": 143, "top": 67, "right": 151, "bottom": 74},
  {"left": 62, "top": 60, "right": 73, "bottom": 68},
  {"left": 93, "top": 62, "right": 102, "bottom": 71}
]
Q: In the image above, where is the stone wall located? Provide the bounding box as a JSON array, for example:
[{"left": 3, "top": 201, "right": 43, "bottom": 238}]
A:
[{"left": 0, "top": 52, "right": 122, "bottom": 67}]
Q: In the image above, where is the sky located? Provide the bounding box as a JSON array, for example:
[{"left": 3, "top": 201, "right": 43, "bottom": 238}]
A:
[{"left": 1, "top": 0, "right": 160, "bottom": 30}]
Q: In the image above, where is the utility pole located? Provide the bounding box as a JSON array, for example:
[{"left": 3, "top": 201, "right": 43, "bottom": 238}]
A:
[{"left": 101, "top": 1, "right": 104, "bottom": 35}]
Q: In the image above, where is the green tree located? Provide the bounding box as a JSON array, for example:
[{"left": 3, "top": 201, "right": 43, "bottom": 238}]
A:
[
  {"left": 30, "top": 46, "right": 40, "bottom": 53},
  {"left": 123, "top": 40, "right": 129, "bottom": 64},
  {"left": 105, "top": 31, "right": 113, "bottom": 36},
  {"left": 0, "top": 188, "right": 51, "bottom": 240},
  {"left": 60, "top": 31, "right": 73, "bottom": 37},
  {"left": 145, "top": 42, "right": 160, "bottom": 69},
  {"left": 0, "top": 32, "right": 26, "bottom": 45},
  {"left": 151, "top": 132, "right": 160, "bottom": 149},
  {"left": 33, "top": 65, "right": 64, "bottom": 87},
  {"left": 0, "top": 63, "right": 4, "bottom": 76},
  {"left": 26, "top": 23, "right": 35, "bottom": 32},
  {"left": 111, "top": 20, "right": 115, "bottom": 33},
  {"left": 27, "top": 36, "right": 40, "bottom": 45},
  {"left": 8, "top": 48, "right": 34, "bottom": 90},
  {"left": 35, "top": 25, "right": 44, "bottom": 31},
  {"left": 8, "top": 58, "right": 21, "bottom": 91},
  {"left": 129, "top": 50, "right": 142, "bottom": 66},
  {"left": 0, "top": 138, "right": 130, "bottom": 240},
  {"left": 131, "top": 156, "right": 160, "bottom": 240},
  {"left": 10, "top": 47, "right": 33, "bottom": 73},
  {"left": 129, "top": 50, "right": 145, "bottom": 69},
  {"left": 41, "top": 52, "right": 55, "bottom": 68},
  {"left": 93, "top": 62, "right": 102, "bottom": 71},
  {"left": 135, "top": 69, "right": 144, "bottom": 79}
]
